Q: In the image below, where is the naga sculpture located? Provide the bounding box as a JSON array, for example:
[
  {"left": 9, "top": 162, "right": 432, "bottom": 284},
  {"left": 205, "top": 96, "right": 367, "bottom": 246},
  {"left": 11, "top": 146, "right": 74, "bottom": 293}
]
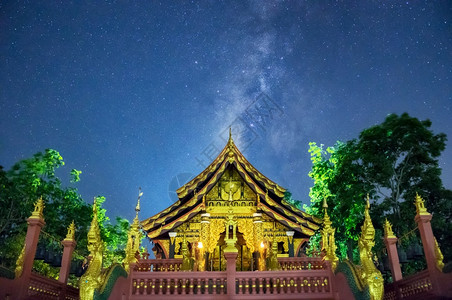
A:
[
  {"left": 15, "top": 243, "right": 26, "bottom": 278},
  {"left": 356, "top": 197, "right": 384, "bottom": 300},
  {"left": 334, "top": 196, "right": 383, "bottom": 300},
  {"left": 80, "top": 199, "right": 106, "bottom": 300}
]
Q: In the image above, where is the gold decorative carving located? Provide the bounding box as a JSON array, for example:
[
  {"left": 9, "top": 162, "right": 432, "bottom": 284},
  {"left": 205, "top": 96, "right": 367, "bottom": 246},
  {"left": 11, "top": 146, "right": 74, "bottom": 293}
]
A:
[
  {"left": 357, "top": 196, "right": 383, "bottom": 300},
  {"left": 434, "top": 237, "right": 444, "bottom": 271},
  {"left": 321, "top": 198, "right": 338, "bottom": 271},
  {"left": 384, "top": 219, "right": 396, "bottom": 239},
  {"left": 224, "top": 205, "right": 238, "bottom": 253},
  {"left": 238, "top": 218, "right": 255, "bottom": 253},
  {"left": 208, "top": 218, "right": 225, "bottom": 253},
  {"left": 124, "top": 212, "right": 141, "bottom": 273},
  {"left": 80, "top": 199, "right": 105, "bottom": 300},
  {"left": 29, "top": 196, "right": 45, "bottom": 220},
  {"left": 15, "top": 243, "right": 25, "bottom": 278},
  {"left": 414, "top": 193, "right": 429, "bottom": 216},
  {"left": 64, "top": 220, "right": 76, "bottom": 241},
  {"left": 267, "top": 234, "right": 279, "bottom": 271},
  {"left": 181, "top": 235, "right": 192, "bottom": 271}
]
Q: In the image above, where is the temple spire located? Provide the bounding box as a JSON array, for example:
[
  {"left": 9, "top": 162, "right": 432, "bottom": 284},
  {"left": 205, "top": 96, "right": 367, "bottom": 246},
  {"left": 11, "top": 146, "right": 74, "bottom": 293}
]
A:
[
  {"left": 135, "top": 187, "right": 143, "bottom": 218},
  {"left": 228, "top": 127, "right": 234, "bottom": 146}
]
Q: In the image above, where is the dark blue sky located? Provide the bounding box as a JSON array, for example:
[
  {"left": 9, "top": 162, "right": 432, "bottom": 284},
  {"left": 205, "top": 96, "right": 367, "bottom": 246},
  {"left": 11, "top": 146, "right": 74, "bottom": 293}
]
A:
[{"left": 1, "top": 1, "right": 451, "bottom": 222}]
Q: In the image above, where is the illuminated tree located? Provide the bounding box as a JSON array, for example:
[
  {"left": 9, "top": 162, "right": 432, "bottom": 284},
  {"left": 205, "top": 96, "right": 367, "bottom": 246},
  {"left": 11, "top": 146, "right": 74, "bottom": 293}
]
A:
[
  {"left": 0, "top": 150, "right": 131, "bottom": 275},
  {"left": 307, "top": 113, "right": 452, "bottom": 261}
]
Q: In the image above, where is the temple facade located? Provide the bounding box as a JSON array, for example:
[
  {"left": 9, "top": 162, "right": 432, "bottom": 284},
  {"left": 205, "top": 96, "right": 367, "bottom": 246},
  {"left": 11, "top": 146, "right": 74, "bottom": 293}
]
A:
[{"left": 141, "top": 132, "right": 322, "bottom": 272}]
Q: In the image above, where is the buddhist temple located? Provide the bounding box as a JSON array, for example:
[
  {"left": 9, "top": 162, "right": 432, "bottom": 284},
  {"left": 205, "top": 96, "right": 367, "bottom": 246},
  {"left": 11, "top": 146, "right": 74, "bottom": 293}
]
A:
[{"left": 141, "top": 131, "right": 322, "bottom": 271}]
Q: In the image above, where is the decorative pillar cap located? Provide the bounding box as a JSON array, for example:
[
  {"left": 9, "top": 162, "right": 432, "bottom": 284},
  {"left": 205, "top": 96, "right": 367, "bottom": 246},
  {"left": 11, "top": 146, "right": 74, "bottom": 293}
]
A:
[
  {"left": 64, "top": 220, "right": 76, "bottom": 241},
  {"left": 384, "top": 219, "right": 396, "bottom": 239},
  {"left": 29, "top": 196, "right": 45, "bottom": 220},
  {"left": 414, "top": 193, "right": 430, "bottom": 216}
]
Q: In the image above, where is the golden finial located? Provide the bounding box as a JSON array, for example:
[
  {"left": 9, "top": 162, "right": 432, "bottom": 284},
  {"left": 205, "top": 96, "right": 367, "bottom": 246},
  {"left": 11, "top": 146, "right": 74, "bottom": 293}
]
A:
[
  {"left": 414, "top": 193, "right": 429, "bottom": 216},
  {"left": 135, "top": 187, "right": 142, "bottom": 213},
  {"left": 384, "top": 218, "right": 396, "bottom": 238},
  {"left": 93, "top": 197, "right": 97, "bottom": 214},
  {"left": 87, "top": 197, "right": 102, "bottom": 245},
  {"left": 30, "top": 196, "right": 45, "bottom": 220},
  {"left": 364, "top": 194, "right": 371, "bottom": 219},
  {"left": 323, "top": 197, "right": 328, "bottom": 209},
  {"left": 228, "top": 127, "right": 234, "bottom": 148},
  {"left": 64, "top": 220, "right": 76, "bottom": 241},
  {"left": 361, "top": 194, "right": 375, "bottom": 234},
  {"left": 323, "top": 198, "right": 332, "bottom": 226}
]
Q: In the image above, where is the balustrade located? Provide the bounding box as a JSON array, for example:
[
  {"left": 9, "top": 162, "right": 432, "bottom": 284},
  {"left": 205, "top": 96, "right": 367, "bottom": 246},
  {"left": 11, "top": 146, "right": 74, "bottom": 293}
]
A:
[
  {"left": 278, "top": 256, "right": 325, "bottom": 270},
  {"left": 134, "top": 258, "right": 183, "bottom": 272},
  {"left": 235, "top": 271, "right": 330, "bottom": 296},
  {"left": 131, "top": 271, "right": 228, "bottom": 296},
  {"left": 384, "top": 270, "right": 433, "bottom": 300},
  {"left": 27, "top": 272, "right": 78, "bottom": 300}
]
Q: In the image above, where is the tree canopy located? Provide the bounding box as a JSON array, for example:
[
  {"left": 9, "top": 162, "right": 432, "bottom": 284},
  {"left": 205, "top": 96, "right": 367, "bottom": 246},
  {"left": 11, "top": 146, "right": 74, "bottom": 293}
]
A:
[{"left": 307, "top": 113, "right": 452, "bottom": 263}]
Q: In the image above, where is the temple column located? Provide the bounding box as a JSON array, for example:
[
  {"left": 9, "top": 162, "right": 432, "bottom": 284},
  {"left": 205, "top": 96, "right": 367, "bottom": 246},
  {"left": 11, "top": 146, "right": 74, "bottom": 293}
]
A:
[
  {"left": 413, "top": 194, "right": 446, "bottom": 296},
  {"left": 225, "top": 252, "right": 238, "bottom": 296},
  {"left": 383, "top": 219, "right": 402, "bottom": 282},
  {"left": 413, "top": 194, "right": 439, "bottom": 273},
  {"left": 168, "top": 232, "right": 177, "bottom": 259},
  {"left": 17, "top": 197, "right": 46, "bottom": 299},
  {"left": 286, "top": 231, "right": 295, "bottom": 257},
  {"left": 253, "top": 212, "right": 265, "bottom": 271},
  {"left": 59, "top": 221, "right": 76, "bottom": 284}
]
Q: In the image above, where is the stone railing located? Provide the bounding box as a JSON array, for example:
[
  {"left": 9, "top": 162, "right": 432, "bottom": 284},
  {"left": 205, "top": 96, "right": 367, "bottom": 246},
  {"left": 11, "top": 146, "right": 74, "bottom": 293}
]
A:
[
  {"left": 129, "top": 268, "right": 333, "bottom": 298},
  {"left": 384, "top": 269, "right": 432, "bottom": 300},
  {"left": 27, "top": 272, "right": 79, "bottom": 300},
  {"left": 278, "top": 256, "right": 325, "bottom": 270},
  {"left": 235, "top": 270, "right": 332, "bottom": 297},
  {"left": 130, "top": 271, "right": 227, "bottom": 297},
  {"left": 133, "top": 256, "right": 325, "bottom": 273},
  {"left": 134, "top": 258, "right": 183, "bottom": 272}
]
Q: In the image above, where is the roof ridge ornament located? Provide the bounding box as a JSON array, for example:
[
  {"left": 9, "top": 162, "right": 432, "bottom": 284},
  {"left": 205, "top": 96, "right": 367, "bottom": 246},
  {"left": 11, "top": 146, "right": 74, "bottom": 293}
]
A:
[{"left": 228, "top": 127, "right": 234, "bottom": 147}]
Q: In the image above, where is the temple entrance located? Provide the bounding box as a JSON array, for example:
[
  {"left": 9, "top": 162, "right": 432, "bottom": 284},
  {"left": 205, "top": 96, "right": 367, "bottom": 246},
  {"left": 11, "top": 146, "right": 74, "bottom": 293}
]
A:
[{"left": 207, "top": 231, "right": 254, "bottom": 271}]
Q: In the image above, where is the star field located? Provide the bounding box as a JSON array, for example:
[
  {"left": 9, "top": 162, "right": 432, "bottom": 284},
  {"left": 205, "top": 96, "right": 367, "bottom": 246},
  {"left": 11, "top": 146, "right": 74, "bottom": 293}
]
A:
[{"left": 0, "top": 1, "right": 451, "bottom": 221}]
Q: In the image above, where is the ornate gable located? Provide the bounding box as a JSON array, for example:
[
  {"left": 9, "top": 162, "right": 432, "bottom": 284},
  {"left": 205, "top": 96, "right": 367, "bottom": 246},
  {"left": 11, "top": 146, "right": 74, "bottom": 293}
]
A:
[{"left": 141, "top": 132, "right": 321, "bottom": 241}]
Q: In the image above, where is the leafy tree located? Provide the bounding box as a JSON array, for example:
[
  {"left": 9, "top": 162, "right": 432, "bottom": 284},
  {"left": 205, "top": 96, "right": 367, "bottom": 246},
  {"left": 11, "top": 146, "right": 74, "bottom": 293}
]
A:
[
  {"left": 307, "top": 113, "right": 452, "bottom": 263},
  {"left": 305, "top": 142, "right": 370, "bottom": 261},
  {"left": 0, "top": 150, "right": 133, "bottom": 278}
]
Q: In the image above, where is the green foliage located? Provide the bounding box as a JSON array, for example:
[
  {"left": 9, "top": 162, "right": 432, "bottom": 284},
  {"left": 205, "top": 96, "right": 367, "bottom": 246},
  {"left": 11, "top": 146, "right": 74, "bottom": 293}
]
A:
[
  {"left": 307, "top": 113, "right": 452, "bottom": 263},
  {"left": 70, "top": 169, "right": 82, "bottom": 183},
  {"left": 0, "top": 150, "right": 132, "bottom": 277}
]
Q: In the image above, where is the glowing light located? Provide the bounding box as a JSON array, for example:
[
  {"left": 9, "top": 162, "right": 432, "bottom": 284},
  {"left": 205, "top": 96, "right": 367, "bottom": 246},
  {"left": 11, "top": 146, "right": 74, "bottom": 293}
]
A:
[
  {"left": 260, "top": 241, "right": 265, "bottom": 248},
  {"left": 198, "top": 242, "right": 203, "bottom": 249}
]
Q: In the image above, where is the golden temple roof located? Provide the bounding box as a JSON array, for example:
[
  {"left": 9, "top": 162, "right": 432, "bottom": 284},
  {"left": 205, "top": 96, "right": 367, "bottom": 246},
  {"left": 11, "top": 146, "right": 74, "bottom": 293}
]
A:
[{"left": 141, "top": 133, "right": 321, "bottom": 239}]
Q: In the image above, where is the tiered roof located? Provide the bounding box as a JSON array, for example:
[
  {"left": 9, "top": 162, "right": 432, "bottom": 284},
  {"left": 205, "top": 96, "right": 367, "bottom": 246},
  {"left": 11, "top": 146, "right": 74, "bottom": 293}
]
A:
[{"left": 141, "top": 132, "right": 321, "bottom": 239}]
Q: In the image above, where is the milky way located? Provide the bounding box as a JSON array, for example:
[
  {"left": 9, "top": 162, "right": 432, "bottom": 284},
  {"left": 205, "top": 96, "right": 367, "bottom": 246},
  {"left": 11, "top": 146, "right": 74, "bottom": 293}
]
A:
[{"left": 0, "top": 1, "right": 451, "bottom": 221}]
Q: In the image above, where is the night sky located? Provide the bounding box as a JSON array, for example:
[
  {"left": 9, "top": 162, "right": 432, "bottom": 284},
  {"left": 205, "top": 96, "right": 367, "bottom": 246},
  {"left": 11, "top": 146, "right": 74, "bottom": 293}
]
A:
[{"left": 1, "top": 1, "right": 451, "bottom": 223}]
